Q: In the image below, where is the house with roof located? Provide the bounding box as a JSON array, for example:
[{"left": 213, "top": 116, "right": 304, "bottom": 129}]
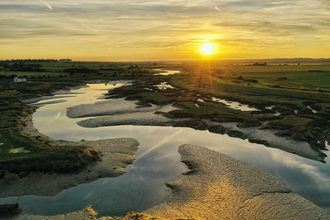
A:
[{"left": 14, "top": 77, "right": 27, "bottom": 83}]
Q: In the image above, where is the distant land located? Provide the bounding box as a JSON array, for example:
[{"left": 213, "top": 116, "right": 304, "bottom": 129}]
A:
[
  {"left": 221, "top": 58, "right": 330, "bottom": 63},
  {"left": 1, "top": 58, "right": 330, "bottom": 63}
]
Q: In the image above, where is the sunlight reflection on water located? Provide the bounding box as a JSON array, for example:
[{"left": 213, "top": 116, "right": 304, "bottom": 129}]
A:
[{"left": 153, "top": 69, "right": 181, "bottom": 76}]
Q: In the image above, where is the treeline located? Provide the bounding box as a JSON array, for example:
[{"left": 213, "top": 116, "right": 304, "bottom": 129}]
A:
[
  {"left": 63, "top": 67, "right": 150, "bottom": 75},
  {"left": 1, "top": 59, "right": 59, "bottom": 62},
  {"left": 100, "top": 67, "right": 126, "bottom": 71},
  {"left": 62, "top": 67, "right": 98, "bottom": 74},
  {"left": 0, "top": 74, "right": 70, "bottom": 79},
  {"left": 1, "top": 62, "right": 46, "bottom": 72},
  {"left": 0, "top": 74, "right": 19, "bottom": 79}
]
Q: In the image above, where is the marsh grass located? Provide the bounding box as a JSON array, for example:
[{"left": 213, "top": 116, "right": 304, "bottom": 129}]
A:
[
  {"left": 0, "top": 78, "right": 102, "bottom": 173},
  {"left": 1, "top": 61, "right": 330, "bottom": 171}
]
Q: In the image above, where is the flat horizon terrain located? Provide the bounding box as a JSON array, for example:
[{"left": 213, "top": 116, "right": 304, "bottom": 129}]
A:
[{"left": 1, "top": 60, "right": 330, "bottom": 218}]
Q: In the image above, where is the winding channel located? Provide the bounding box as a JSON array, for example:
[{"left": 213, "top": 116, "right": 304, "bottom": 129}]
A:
[{"left": 1, "top": 82, "right": 330, "bottom": 217}]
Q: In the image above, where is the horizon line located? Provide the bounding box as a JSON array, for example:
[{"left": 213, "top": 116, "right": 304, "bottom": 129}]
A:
[{"left": 2, "top": 57, "right": 330, "bottom": 63}]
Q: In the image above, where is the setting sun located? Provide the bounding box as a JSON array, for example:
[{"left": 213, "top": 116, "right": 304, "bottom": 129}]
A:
[{"left": 202, "top": 44, "right": 213, "bottom": 55}]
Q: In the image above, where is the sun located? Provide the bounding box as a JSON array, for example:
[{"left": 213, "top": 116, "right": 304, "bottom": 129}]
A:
[{"left": 202, "top": 44, "right": 213, "bottom": 55}]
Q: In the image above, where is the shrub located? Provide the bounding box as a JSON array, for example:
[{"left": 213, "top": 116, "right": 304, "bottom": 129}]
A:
[
  {"left": 231, "top": 79, "right": 241, "bottom": 84},
  {"left": 272, "top": 84, "right": 282, "bottom": 88},
  {"left": 244, "top": 78, "right": 258, "bottom": 83},
  {"left": 317, "top": 87, "right": 324, "bottom": 92}
]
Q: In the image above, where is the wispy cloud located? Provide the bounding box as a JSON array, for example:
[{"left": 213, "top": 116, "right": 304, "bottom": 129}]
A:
[
  {"left": 0, "top": 0, "right": 329, "bottom": 60},
  {"left": 39, "top": 0, "right": 53, "bottom": 10},
  {"left": 215, "top": 6, "right": 221, "bottom": 12},
  {"left": 80, "top": 23, "right": 97, "bottom": 32}
]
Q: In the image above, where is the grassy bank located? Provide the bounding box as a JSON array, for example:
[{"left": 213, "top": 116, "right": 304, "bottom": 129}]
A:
[
  {"left": 0, "top": 60, "right": 166, "bottom": 174},
  {"left": 0, "top": 77, "right": 104, "bottom": 174}
]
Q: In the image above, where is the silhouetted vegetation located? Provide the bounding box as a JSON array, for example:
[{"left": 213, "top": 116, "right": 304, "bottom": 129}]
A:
[
  {"left": 9, "top": 62, "right": 46, "bottom": 72},
  {"left": 62, "top": 67, "right": 95, "bottom": 74}
]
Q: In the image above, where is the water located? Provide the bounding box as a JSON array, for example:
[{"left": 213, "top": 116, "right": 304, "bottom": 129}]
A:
[
  {"left": 153, "top": 69, "right": 181, "bottom": 76},
  {"left": 154, "top": 82, "right": 175, "bottom": 90},
  {"left": 211, "top": 97, "right": 259, "bottom": 111},
  {"left": 1, "top": 83, "right": 330, "bottom": 216}
]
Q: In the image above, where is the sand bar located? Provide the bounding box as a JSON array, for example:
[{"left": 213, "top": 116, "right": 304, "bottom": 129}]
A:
[
  {"left": 146, "top": 144, "right": 330, "bottom": 219},
  {"left": 7, "top": 145, "right": 329, "bottom": 219}
]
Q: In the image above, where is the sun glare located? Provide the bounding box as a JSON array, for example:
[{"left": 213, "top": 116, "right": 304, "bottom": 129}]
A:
[{"left": 202, "top": 44, "right": 213, "bottom": 55}]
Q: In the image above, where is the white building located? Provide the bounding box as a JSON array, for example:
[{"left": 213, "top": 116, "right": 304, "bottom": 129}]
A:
[{"left": 14, "top": 77, "right": 27, "bottom": 83}]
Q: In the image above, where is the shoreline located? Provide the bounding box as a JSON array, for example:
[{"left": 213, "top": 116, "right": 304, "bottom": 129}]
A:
[
  {"left": 0, "top": 115, "right": 139, "bottom": 198},
  {"left": 7, "top": 145, "right": 330, "bottom": 219},
  {"left": 65, "top": 96, "right": 326, "bottom": 162},
  {"left": 1, "top": 80, "right": 329, "bottom": 219},
  {"left": 145, "top": 145, "right": 330, "bottom": 219}
]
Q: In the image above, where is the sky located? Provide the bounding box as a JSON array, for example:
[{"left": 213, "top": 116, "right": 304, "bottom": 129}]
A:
[{"left": 1, "top": 0, "right": 330, "bottom": 61}]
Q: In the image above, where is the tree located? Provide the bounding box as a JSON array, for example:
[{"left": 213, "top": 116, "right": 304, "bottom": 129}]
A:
[
  {"left": 3, "top": 63, "right": 10, "bottom": 68},
  {"left": 70, "top": 70, "right": 77, "bottom": 76}
]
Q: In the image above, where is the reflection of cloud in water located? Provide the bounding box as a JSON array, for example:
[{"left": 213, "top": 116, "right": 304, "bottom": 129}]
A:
[
  {"left": 47, "top": 112, "right": 62, "bottom": 125},
  {"left": 128, "top": 165, "right": 146, "bottom": 185},
  {"left": 83, "top": 191, "right": 95, "bottom": 200},
  {"left": 100, "top": 179, "right": 110, "bottom": 186},
  {"left": 136, "top": 130, "right": 182, "bottom": 161},
  {"left": 55, "top": 112, "right": 61, "bottom": 120},
  {"left": 32, "top": 100, "right": 68, "bottom": 107},
  {"left": 272, "top": 152, "right": 330, "bottom": 191}
]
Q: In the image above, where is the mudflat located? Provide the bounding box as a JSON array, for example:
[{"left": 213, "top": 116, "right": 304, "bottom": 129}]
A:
[
  {"left": 145, "top": 144, "right": 330, "bottom": 219},
  {"left": 8, "top": 145, "right": 329, "bottom": 219}
]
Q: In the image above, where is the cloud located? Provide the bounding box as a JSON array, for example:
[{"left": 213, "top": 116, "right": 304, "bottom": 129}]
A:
[
  {"left": 0, "top": 0, "right": 330, "bottom": 60},
  {"left": 272, "top": 152, "right": 330, "bottom": 191},
  {"left": 215, "top": 6, "right": 221, "bottom": 12},
  {"left": 39, "top": 0, "right": 53, "bottom": 10},
  {"left": 80, "top": 23, "right": 97, "bottom": 32}
]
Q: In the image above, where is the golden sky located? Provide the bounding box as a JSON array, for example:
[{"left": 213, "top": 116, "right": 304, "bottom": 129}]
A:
[{"left": 1, "top": 0, "right": 330, "bottom": 61}]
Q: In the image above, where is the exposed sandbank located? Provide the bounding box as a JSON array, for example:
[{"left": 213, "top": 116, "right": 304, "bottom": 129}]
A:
[
  {"left": 0, "top": 116, "right": 139, "bottom": 198},
  {"left": 145, "top": 145, "right": 330, "bottom": 219},
  {"left": 77, "top": 112, "right": 178, "bottom": 127},
  {"left": 67, "top": 98, "right": 160, "bottom": 118},
  {"left": 67, "top": 99, "right": 184, "bottom": 129},
  {"left": 8, "top": 145, "right": 329, "bottom": 219},
  {"left": 69, "top": 96, "right": 325, "bottom": 162}
]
